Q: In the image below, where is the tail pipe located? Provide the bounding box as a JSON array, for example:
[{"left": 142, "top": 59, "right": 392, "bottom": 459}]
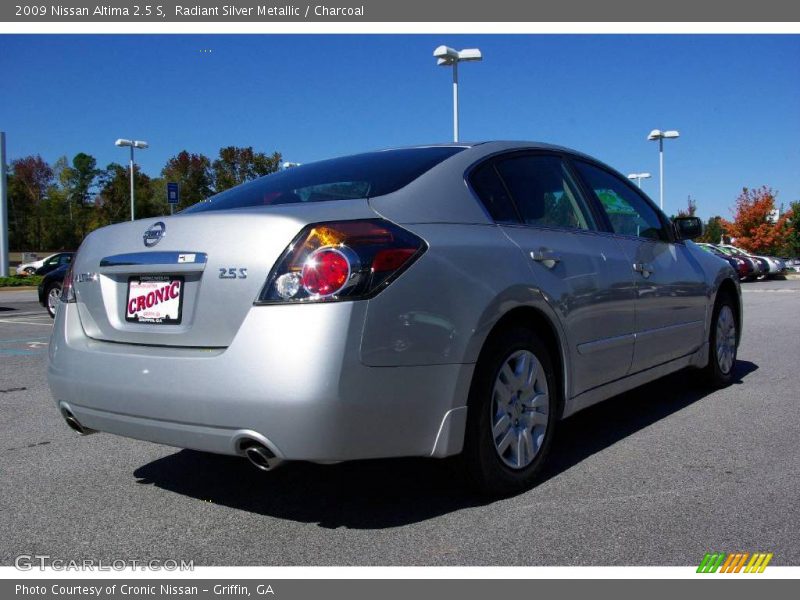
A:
[
  {"left": 61, "top": 408, "right": 97, "bottom": 436},
  {"left": 241, "top": 440, "right": 284, "bottom": 472}
]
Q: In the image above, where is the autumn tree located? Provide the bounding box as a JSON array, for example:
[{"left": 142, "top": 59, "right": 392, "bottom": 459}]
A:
[
  {"left": 676, "top": 195, "right": 698, "bottom": 218},
  {"left": 721, "top": 186, "right": 792, "bottom": 254},
  {"left": 212, "top": 146, "right": 282, "bottom": 193}
]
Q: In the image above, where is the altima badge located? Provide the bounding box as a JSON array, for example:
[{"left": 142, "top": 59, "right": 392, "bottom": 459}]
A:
[{"left": 143, "top": 222, "right": 166, "bottom": 248}]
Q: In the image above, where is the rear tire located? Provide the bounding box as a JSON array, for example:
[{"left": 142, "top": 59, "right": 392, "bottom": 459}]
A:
[
  {"left": 462, "top": 326, "right": 558, "bottom": 497},
  {"left": 45, "top": 283, "right": 61, "bottom": 319},
  {"left": 703, "top": 292, "right": 738, "bottom": 387}
]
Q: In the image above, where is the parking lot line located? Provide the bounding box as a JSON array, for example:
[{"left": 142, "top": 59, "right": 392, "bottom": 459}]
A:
[{"left": 0, "top": 319, "right": 54, "bottom": 326}]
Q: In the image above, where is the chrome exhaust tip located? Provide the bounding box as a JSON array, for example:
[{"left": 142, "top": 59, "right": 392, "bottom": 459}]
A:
[
  {"left": 62, "top": 410, "right": 96, "bottom": 436},
  {"left": 242, "top": 442, "right": 283, "bottom": 472}
]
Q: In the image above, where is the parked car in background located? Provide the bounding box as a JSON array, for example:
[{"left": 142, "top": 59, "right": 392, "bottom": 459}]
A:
[
  {"left": 697, "top": 243, "right": 752, "bottom": 280},
  {"left": 47, "top": 142, "right": 742, "bottom": 496},
  {"left": 16, "top": 252, "right": 72, "bottom": 276},
  {"left": 719, "top": 244, "right": 786, "bottom": 278},
  {"left": 38, "top": 263, "right": 69, "bottom": 318},
  {"left": 715, "top": 245, "right": 765, "bottom": 280},
  {"left": 34, "top": 252, "right": 74, "bottom": 277},
  {"left": 780, "top": 257, "right": 800, "bottom": 273}
]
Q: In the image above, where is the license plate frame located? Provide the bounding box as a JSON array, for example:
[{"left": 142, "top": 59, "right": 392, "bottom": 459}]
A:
[{"left": 125, "top": 275, "right": 184, "bottom": 325}]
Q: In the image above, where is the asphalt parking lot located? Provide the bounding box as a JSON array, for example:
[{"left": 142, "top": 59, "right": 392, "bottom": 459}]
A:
[{"left": 0, "top": 281, "right": 798, "bottom": 566}]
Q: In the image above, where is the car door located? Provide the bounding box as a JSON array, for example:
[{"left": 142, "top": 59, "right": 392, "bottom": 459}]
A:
[
  {"left": 571, "top": 159, "right": 708, "bottom": 374},
  {"left": 469, "top": 152, "right": 637, "bottom": 395}
]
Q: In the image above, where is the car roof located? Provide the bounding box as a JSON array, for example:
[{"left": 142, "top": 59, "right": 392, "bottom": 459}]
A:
[{"left": 368, "top": 141, "right": 630, "bottom": 225}]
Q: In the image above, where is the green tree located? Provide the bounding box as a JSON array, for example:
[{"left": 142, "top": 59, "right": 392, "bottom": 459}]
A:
[
  {"left": 7, "top": 155, "right": 54, "bottom": 250},
  {"left": 94, "top": 163, "right": 162, "bottom": 227},
  {"left": 780, "top": 201, "right": 800, "bottom": 257},
  {"left": 700, "top": 215, "right": 725, "bottom": 244},
  {"left": 161, "top": 150, "right": 214, "bottom": 210},
  {"left": 212, "top": 146, "right": 282, "bottom": 193}
]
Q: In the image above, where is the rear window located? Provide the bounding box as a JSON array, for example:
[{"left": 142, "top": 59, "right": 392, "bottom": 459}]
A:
[{"left": 183, "top": 147, "right": 465, "bottom": 213}]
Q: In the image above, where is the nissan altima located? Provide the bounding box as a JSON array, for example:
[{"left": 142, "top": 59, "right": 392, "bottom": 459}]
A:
[{"left": 48, "top": 142, "right": 742, "bottom": 495}]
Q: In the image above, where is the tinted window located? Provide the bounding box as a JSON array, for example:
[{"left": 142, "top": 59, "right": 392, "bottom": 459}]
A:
[
  {"left": 573, "top": 160, "right": 666, "bottom": 241},
  {"left": 494, "top": 155, "right": 595, "bottom": 230},
  {"left": 469, "top": 162, "right": 519, "bottom": 223},
  {"left": 184, "top": 147, "right": 465, "bottom": 213}
]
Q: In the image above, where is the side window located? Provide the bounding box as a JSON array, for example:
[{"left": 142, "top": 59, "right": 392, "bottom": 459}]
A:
[
  {"left": 60, "top": 254, "right": 72, "bottom": 265},
  {"left": 494, "top": 155, "right": 596, "bottom": 230},
  {"left": 468, "top": 162, "right": 519, "bottom": 224},
  {"left": 573, "top": 160, "right": 666, "bottom": 241}
]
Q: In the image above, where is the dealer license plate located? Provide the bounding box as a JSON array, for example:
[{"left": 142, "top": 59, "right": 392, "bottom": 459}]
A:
[{"left": 125, "top": 275, "right": 183, "bottom": 324}]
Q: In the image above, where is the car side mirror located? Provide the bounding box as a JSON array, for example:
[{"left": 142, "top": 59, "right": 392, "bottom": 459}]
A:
[{"left": 673, "top": 216, "right": 703, "bottom": 240}]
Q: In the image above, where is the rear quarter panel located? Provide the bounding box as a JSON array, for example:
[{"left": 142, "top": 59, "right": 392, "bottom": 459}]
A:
[{"left": 360, "top": 223, "right": 567, "bottom": 368}]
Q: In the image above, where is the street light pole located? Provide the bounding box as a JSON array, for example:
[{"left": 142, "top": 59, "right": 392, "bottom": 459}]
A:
[
  {"left": 434, "top": 46, "right": 482, "bottom": 143},
  {"left": 647, "top": 129, "right": 679, "bottom": 211},
  {"left": 452, "top": 60, "right": 459, "bottom": 142},
  {"left": 658, "top": 137, "right": 664, "bottom": 208},
  {"left": 128, "top": 145, "right": 135, "bottom": 223},
  {"left": 115, "top": 138, "right": 148, "bottom": 221},
  {"left": 627, "top": 172, "right": 651, "bottom": 189}
]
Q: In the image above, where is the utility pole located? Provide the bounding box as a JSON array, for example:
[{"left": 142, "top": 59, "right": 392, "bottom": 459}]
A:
[{"left": 0, "top": 132, "right": 9, "bottom": 277}]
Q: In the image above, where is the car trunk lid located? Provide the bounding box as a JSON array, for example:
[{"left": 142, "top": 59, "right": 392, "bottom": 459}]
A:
[{"left": 72, "top": 200, "right": 376, "bottom": 347}]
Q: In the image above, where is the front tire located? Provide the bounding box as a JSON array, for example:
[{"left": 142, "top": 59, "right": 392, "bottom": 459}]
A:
[
  {"left": 704, "top": 293, "right": 738, "bottom": 387},
  {"left": 463, "top": 327, "right": 558, "bottom": 496}
]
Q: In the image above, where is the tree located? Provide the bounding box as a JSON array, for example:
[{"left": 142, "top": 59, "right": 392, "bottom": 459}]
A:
[
  {"left": 212, "top": 146, "right": 282, "bottom": 193},
  {"left": 700, "top": 215, "right": 725, "bottom": 244},
  {"left": 676, "top": 195, "right": 697, "bottom": 218},
  {"left": 721, "top": 186, "right": 793, "bottom": 254},
  {"left": 94, "top": 163, "right": 161, "bottom": 227},
  {"left": 161, "top": 150, "right": 213, "bottom": 210},
  {"left": 780, "top": 201, "right": 800, "bottom": 257},
  {"left": 7, "top": 155, "right": 54, "bottom": 250}
]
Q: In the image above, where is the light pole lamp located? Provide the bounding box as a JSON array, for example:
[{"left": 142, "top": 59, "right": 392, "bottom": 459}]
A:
[
  {"left": 647, "top": 129, "right": 679, "bottom": 211},
  {"left": 433, "top": 45, "right": 482, "bottom": 143},
  {"left": 627, "top": 172, "right": 652, "bottom": 189},
  {"left": 115, "top": 138, "right": 148, "bottom": 221}
]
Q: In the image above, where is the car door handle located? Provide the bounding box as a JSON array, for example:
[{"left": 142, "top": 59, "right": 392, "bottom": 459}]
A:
[
  {"left": 633, "top": 263, "right": 655, "bottom": 278},
  {"left": 530, "top": 250, "right": 562, "bottom": 269}
]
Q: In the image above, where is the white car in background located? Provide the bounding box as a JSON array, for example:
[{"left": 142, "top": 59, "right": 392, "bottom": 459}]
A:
[{"left": 15, "top": 253, "right": 58, "bottom": 275}]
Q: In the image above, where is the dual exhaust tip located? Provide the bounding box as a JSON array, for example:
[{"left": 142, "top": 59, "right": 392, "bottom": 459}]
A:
[{"left": 61, "top": 406, "right": 281, "bottom": 472}]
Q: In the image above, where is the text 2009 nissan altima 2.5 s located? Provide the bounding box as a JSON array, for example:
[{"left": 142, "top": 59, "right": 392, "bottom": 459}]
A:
[{"left": 48, "top": 142, "right": 742, "bottom": 495}]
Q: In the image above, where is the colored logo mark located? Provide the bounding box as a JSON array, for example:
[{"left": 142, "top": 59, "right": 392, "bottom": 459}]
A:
[{"left": 697, "top": 552, "right": 773, "bottom": 573}]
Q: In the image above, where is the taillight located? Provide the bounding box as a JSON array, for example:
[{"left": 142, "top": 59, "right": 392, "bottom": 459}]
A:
[
  {"left": 257, "top": 219, "right": 426, "bottom": 304},
  {"left": 60, "top": 263, "right": 76, "bottom": 303}
]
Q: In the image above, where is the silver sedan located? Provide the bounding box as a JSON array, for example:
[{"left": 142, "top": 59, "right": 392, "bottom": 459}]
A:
[{"left": 48, "top": 142, "right": 742, "bottom": 495}]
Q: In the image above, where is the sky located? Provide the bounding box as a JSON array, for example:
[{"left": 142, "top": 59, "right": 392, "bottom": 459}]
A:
[{"left": 0, "top": 34, "right": 798, "bottom": 219}]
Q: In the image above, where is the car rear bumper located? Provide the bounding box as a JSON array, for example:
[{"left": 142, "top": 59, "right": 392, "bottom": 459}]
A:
[{"left": 47, "top": 302, "right": 472, "bottom": 462}]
